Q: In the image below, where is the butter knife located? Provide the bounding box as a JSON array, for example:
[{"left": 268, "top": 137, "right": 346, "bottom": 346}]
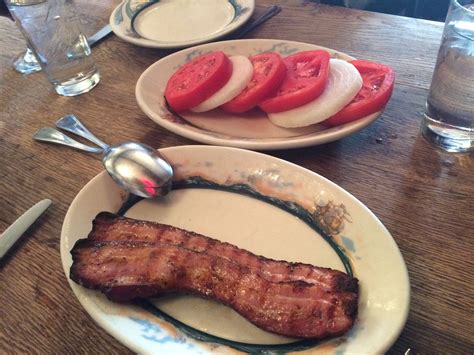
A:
[
  {"left": 0, "top": 199, "right": 52, "bottom": 259},
  {"left": 88, "top": 24, "right": 112, "bottom": 47}
]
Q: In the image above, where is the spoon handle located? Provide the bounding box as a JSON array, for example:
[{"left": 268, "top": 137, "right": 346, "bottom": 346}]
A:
[
  {"left": 33, "top": 127, "right": 103, "bottom": 154},
  {"left": 55, "top": 114, "right": 109, "bottom": 150}
]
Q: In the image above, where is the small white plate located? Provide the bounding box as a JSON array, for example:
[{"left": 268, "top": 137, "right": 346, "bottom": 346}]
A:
[
  {"left": 61, "top": 145, "right": 410, "bottom": 354},
  {"left": 135, "top": 39, "right": 384, "bottom": 150},
  {"left": 110, "top": 0, "right": 255, "bottom": 48}
]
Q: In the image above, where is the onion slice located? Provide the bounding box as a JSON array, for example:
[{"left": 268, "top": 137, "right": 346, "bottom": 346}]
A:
[
  {"left": 268, "top": 59, "right": 363, "bottom": 128},
  {"left": 191, "top": 55, "right": 253, "bottom": 113}
]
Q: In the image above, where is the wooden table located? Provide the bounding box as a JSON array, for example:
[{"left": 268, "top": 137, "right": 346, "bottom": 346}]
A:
[{"left": 1, "top": 1, "right": 472, "bottom": 353}]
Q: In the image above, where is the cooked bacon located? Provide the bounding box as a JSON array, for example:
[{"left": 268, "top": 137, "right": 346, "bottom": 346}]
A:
[
  {"left": 87, "top": 212, "right": 358, "bottom": 293},
  {"left": 70, "top": 239, "right": 358, "bottom": 339}
]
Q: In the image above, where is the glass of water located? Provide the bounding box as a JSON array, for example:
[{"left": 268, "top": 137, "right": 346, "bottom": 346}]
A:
[
  {"left": 5, "top": 0, "right": 100, "bottom": 96},
  {"left": 1, "top": 1, "right": 41, "bottom": 74},
  {"left": 421, "top": 0, "right": 474, "bottom": 153}
]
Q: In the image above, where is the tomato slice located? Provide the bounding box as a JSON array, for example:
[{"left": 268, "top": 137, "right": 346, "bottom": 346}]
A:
[
  {"left": 324, "top": 60, "right": 395, "bottom": 126},
  {"left": 165, "top": 51, "right": 232, "bottom": 112},
  {"left": 258, "top": 50, "right": 330, "bottom": 113},
  {"left": 220, "top": 52, "right": 286, "bottom": 113}
]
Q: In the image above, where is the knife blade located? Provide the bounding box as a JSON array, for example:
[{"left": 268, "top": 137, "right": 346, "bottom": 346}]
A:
[
  {"left": 0, "top": 199, "right": 52, "bottom": 259},
  {"left": 88, "top": 24, "right": 112, "bottom": 47}
]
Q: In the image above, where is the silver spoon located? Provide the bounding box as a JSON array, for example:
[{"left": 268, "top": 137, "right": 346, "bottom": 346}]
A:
[{"left": 33, "top": 114, "right": 173, "bottom": 199}]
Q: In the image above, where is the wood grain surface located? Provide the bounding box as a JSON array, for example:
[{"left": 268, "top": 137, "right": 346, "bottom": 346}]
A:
[{"left": 1, "top": 0, "right": 473, "bottom": 354}]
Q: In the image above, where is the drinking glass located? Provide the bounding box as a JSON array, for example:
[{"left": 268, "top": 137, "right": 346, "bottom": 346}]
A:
[
  {"left": 5, "top": 0, "right": 100, "bottom": 96},
  {"left": 421, "top": 0, "right": 474, "bottom": 152},
  {"left": 1, "top": 0, "right": 41, "bottom": 74}
]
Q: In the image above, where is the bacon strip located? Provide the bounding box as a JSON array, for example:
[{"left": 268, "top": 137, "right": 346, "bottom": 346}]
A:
[
  {"left": 88, "top": 212, "right": 358, "bottom": 293},
  {"left": 70, "top": 239, "right": 357, "bottom": 339}
]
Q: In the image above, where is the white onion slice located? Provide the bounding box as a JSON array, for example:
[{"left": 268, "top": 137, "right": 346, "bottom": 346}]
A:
[
  {"left": 190, "top": 55, "right": 253, "bottom": 113},
  {"left": 268, "top": 59, "right": 363, "bottom": 128}
]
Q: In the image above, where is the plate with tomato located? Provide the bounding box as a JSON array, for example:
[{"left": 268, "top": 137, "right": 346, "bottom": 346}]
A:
[{"left": 136, "top": 39, "right": 395, "bottom": 150}]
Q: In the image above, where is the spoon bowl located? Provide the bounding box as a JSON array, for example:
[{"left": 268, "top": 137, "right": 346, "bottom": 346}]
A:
[
  {"left": 103, "top": 142, "right": 173, "bottom": 198},
  {"left": 33, "top": 115, "right": 173, "bottom": 199}
]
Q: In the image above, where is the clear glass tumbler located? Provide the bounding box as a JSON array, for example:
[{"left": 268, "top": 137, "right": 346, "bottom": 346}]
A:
[
  {"left": 1, "top": 1, "right": 41, "bottom": 74},
  {"left": 421, "top": 0, "right": 474, "bottom": 152},
  {"left": 5, "top": 0, "right": 100, "bottom": 96}
]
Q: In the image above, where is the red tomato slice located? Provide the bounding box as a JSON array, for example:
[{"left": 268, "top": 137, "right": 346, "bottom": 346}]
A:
[
  {"left": 165, "top": 51, "right": 232, "bottom": 112},
  {"left": 258, "top": 50, "right": 330, "bottom": 113},
  {"left": 324, "top": 60, "right": 395, "bottom": 126},
  {"left": 220, "top": 52, "right": 286, "bottom": 113}
]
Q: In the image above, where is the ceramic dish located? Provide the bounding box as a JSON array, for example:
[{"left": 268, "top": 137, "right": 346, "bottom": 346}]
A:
[
  {"left": 135, "top": 39, "right": 384, "bottom": 150},
  {"left": 110, "top": 0, "right": 255, "bottom": 48},
  {"left": 61, "top": 145, "right": 410, "bottom": 354}
]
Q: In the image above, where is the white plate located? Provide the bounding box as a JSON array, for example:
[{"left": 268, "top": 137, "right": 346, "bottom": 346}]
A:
[
  {"left": 110, "top": 0, "right": 255, "bottom": 48},
  {"left": 61, "top": 145, "right": 410, "bottom": 354},
  {"left": 136, "top": 39, "right": 384, "bottom": 151}
]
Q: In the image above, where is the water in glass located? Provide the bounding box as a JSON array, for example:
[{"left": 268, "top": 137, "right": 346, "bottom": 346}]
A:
[
  {"left": 422, "top": 1, "right": 474, "bottom": 152},
  {"left": 7, "top": 0, "right": 99, "bottom": 96}
]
